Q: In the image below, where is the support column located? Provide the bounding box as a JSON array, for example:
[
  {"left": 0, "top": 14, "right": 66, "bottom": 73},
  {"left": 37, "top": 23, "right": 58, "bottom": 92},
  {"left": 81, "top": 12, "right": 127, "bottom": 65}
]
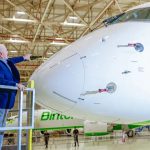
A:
[{"left": 27, "top": 80, "right": 35, "bottom": 150}]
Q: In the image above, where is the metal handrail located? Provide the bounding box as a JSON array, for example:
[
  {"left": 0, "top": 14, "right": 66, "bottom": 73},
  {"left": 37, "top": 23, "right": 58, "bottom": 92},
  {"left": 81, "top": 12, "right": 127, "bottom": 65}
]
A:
[
  {"left": 0, "top": 85, "right": 34, "bottom": 91},
  {"left": 0, "top": 84, "right": 35, "bottom": 150}
]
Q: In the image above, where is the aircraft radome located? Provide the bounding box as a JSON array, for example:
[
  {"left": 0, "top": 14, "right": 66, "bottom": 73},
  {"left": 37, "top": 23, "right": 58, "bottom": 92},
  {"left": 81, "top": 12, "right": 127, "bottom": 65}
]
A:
[{"left": 31, "top": 3, "right": 150, "bottom": 124}]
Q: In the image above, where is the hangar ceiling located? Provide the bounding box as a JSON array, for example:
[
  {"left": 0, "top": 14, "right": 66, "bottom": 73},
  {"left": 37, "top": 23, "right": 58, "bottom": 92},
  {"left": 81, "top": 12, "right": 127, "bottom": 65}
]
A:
[{"left": 0, "top": 0, "right": 149, "bottom": 82}]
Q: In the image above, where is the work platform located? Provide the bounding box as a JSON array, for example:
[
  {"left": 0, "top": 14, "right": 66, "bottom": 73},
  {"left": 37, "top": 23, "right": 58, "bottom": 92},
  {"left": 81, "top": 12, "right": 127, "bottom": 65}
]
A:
[{"left": 0, "top": 83, "right": 35, "bottom": 150}]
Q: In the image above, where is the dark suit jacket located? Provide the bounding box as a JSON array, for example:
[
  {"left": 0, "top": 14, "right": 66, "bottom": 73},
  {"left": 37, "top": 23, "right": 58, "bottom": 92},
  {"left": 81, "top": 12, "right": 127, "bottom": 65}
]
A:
[{"left": 0, "top": 56, "right": 24, "bottom": 109}]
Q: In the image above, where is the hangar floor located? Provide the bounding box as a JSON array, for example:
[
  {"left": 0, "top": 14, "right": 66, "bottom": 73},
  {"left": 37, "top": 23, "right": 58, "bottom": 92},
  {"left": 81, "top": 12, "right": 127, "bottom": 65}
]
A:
[{"left": 33, "top": 136, "right": 150, "bottom": 150}]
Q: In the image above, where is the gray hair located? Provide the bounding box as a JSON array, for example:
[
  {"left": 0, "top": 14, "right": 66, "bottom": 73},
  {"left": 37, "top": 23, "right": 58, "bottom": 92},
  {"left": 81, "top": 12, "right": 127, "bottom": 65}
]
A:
[{"left": 0, "top": 44, "right": 7, "bottom": 52}]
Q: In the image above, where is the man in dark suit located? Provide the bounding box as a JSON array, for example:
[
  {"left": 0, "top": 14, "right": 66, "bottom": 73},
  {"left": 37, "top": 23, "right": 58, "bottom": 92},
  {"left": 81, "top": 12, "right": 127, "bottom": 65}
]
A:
[
  {"left": 73, "top": 127, "right": 79, "bottom": 147},
  {"left": 44, "top": 131, "right": 50, "bottom": 148},
  {"left": 0, "top": 44, "right": 31, "bottom": 149}
]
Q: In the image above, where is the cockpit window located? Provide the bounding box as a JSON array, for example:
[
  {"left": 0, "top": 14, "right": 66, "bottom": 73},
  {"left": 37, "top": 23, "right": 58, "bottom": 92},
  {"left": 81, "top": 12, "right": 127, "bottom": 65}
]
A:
[{"left": 106, "top": 7, "right": 150, "bottom": 25}]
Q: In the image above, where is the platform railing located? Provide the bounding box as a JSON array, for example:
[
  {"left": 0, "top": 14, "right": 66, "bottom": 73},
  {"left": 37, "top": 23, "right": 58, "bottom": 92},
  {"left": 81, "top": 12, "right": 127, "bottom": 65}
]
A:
[{"left": 0, "top": 85, "right": 35, "bottom": 150}]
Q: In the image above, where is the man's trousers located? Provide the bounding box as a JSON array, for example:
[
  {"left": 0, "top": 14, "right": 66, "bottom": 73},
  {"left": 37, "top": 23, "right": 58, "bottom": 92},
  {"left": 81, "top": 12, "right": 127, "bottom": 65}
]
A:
[{"left": 0, "top": 109, "right": 9, "bottom": 149}]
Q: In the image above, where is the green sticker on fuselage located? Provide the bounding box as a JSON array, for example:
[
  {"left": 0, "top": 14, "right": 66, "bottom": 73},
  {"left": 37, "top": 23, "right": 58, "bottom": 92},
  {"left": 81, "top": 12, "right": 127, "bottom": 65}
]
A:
[{"left": 41, "top": 112, "right": 73, "bottom": 121}]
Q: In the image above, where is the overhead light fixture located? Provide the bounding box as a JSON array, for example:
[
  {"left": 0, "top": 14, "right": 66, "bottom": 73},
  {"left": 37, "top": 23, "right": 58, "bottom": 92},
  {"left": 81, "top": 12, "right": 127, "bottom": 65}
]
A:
[
  {"left": 6, "top": 39, "right": 29, "bottom": 43},
  {"left": 61, "top": 21, "right": 86, "bottom": 27},
  {"left": 2, "top": 18, "right": 37, "bottom": 23},
  {"left": 9, "top": 50, "right": 17, "bottom": 53},
  {"left": 47, "top": 52, "right": 53, "bottom": 55},
  {"left": 42, "top": 57, "right": 49, "bottom": 61},
  {"left": 17, "top": 11, "right": 26, "bottom": 15},
  {"left": 69, "top": 16, "right": 78, "bottom": 20},
  {"left": 55, "top": 37, "right": 63, "bottom": 40},
  {"left": 50, "top": 41, "right": 68, "bottom": 46}
]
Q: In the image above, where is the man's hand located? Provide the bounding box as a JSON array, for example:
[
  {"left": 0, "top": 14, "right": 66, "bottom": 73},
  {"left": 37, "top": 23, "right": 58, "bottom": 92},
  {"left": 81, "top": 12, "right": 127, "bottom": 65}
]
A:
[
  {"left": 16, "top": 83, "right": 25, "bottom": 91},
  {"left": 23, "top": 54, "right": 32, "bottom": 61}
]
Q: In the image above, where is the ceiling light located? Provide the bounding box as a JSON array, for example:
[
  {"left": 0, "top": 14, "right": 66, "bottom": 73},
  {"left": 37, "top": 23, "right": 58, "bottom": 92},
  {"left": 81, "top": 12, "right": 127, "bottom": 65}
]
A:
[
  {"left": 69, "top": 16, "right": 78, "bottom": 20},
  {"left": 47, "top": 52, "right": 53, "bottom": 55},
  {"left": 6, "top": 39, "right": 29, "bottom": 43},
  {"left": 17, "top": 11, "right": 26, "bottom": 15},
  {"left": 50, "top": 41, "right": 68, "bottom": 46},
  {"left": 61, "top": 21, "right": 86, "bottom": 27},
  {"left": 42, "top": 57, "right": 49, "bottom": 61},
  {"left": 9, "top": 50, "right": 17, "bottom": 53},
  {"left": 55, "top": 37, "right": 63, "bottom": 40},
  {"left": 2, "top": 18, "right": 37, "bottom": 23}
]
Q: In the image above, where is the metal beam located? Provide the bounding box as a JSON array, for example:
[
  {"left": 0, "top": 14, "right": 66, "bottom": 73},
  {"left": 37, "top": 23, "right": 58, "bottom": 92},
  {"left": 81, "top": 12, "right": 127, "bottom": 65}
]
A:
[
  {"left": 74, "top": 0, "right": 102, "bottom": 11},
  {"left": 32, "top": 0, "right": 52, "bottom": 43},
  {"left": 6, "top": 0, "right": 36, "bottom": 20},
  {"left": 115, "top": 0, "right": 123, "bottom": 13},
  {"left": 23, "top": 1, "right": 70, "bottom": 45},
  {"left": 63, "top": 0, "right": 87, "bottom": 25},
  {"left": 0, "top": 25, "right": 29, "bottom": 42},
  {"left": 80, "top": 0, "right": 115, "bottom": 37},
  {"left": 4, "top": 0, "right": 71, "bottom": 45}
]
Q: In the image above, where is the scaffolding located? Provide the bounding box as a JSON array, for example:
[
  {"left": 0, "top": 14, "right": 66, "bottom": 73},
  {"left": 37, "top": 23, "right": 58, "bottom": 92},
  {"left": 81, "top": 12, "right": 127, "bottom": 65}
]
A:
[{"left": 0, "top": 84, "right": 35, "bottom": 150}]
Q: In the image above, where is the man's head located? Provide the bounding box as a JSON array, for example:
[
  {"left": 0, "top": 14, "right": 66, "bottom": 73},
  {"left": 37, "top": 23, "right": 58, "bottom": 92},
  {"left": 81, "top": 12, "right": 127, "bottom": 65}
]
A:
[{"left": 0, "top": 44, "right": 8, "bottom": 59}]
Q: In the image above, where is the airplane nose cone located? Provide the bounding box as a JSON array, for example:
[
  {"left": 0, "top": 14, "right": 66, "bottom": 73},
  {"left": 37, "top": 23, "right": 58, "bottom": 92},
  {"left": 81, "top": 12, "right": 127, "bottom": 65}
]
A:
[{"left": 31, "top": 50, "right": 84, "bottom": 112}]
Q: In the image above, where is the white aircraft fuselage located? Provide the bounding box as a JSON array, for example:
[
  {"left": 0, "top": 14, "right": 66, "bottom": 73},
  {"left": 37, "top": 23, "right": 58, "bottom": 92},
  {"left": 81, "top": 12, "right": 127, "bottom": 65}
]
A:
[
  {"left": 31, "top": 3, "right": 150, "bottom": 124},
  {"left": 7, "top": 109, "right": 83, "bottom": 129}
]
